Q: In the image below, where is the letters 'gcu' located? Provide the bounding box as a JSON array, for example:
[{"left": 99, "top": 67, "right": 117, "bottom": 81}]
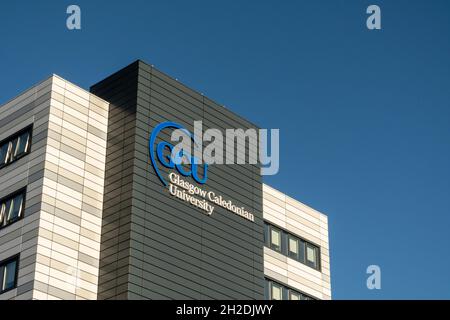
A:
[{"left": 149, "top": 121, "right": 208, "bottom": 186}]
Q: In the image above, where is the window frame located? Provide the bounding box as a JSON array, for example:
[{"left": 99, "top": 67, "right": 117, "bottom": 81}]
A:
[
  {"left": 305, "top": 242, "right": 320, "bottom": 270},
  {"left": 265, "top": 277, "right": 317, "bottom": 300},
  {"left": 0, "top": 188, "right": 27, "bottom": 230},
  {"left": 14, "top": 131, "right": 31, "bottom": 159},
  {"left": 0, "top": 142, "right": 9, "bottom": 165},
  {"left": 268, "top": 225, "right": 282, "bottom": 252},
  {"left": 268, "top": 280, "right": 283, "bottom": 300},
  {"left": 0, "top": 125, "right": 33, "bottom": 170},
  {"left": 6, "top": 192, "right": 24, "bottom": 225},
  {"left": 264, "top": 222, "right": 321, "bottom": 271},
  {"left": 0, "top": 254, "right": 19, "bottom": 294},
  {"left": 287, "top": 234, "right": 300, "bottom": 261},
  {"left": 288, "top": 289, "right": 301, "bottom": 300}
]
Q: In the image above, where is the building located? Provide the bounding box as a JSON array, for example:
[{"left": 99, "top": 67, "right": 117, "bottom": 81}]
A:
[
  {"left": 263, "top": 184, "right": 330, "bottom": 300},
  {"left": 0, "top": 60, "right": 331, "bottom": 300}
]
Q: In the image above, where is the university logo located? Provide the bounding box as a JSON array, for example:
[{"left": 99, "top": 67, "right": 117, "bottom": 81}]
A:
[
  {"left": 147, "top": 120, "right": 267, "bottom": 222},
  {"left": 149, "top": 120, "right": 279, "bottom": 186},
  {"left": 148, "top": 121, "right": 208, "bottom": 186}
]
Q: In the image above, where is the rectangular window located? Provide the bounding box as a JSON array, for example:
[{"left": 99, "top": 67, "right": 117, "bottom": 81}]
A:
[
  {"left": 306, "top": 243, "right": 319, "bottom": 270},
  {"left": 265, "top": 278, "right": 316, "bottom": 300},
  {"left": 270, "top": 281, "right": 282, "bottom": 300},
  {"left": 0, "top": 203, "right": 5, "bottom": 226},
  {"left": 8, "top": 137, "right": 19, "bottom": 163},
  {"left": 264, "top": 222, "right": 320, "bottom": 271},
  {"left": 0, "top": 189, "right": 26, "bottom": 229},
  {"left": 15, "top": 131, "right": 30, "bottom": 158},
  {"left": 0, "top": 256, "right": 19, "bottom": 294},
  {"left": 288, "top": 235, "right": 299, "bottom": 260},
  {"left": 289, "top": 290, "right": 301, "bottom": 300},
  {"left": 7, "top": 193, "right": 24, "bottom": 224},
  {"left": 0, "top": 126, "right": 32, "bottom": 169},
  {"left": 0, "top": 143, "right": 8, "bottom": 165},
  {"left": 269, "top": 226, "right": 282, "bottom": 252}
]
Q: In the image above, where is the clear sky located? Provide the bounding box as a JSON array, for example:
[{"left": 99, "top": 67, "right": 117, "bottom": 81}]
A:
[{"left": 1, "top": 0, "right": 449, "bottom": 299}]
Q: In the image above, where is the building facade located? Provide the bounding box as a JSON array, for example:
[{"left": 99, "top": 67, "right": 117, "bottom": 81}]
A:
[
  {"left": 0, "top": 60, "right": 330, "bottom": 300},
  {"left": 263, "top": 185, "right": 331, "bottom": 300}
]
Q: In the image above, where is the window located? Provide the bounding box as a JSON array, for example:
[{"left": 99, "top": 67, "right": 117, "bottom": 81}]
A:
[
  {"left": 0, "top": 256, "right": 19, "bottom": 294},
  {"left": 264, "top": 222, "right": 321, "bottom": 271},
  {"left": 306, "top": 243, "right": 319, "bottom": 270},
  {"left": 289, "top": 289, "right": 314, "bottom": 300},
  {"left": 0, "top": 189, "right": 26, "bottom": 229},
  {"left": 15, "top": 131, "right": 30, "bottom": 158},
  {"left": 288, "top": 234, "right": 307, "bottom": 264},
  {"left": 269, "top": 226, "right": 282, "bottom": 252},
  {"left": 0, "top": 127, "right": 32, "bottom": 169},
  {"left": 0, "top": 143, "right": 8, "bottom": 164},
  {"left": 289, "top": 290, "right": 301, "bottom": 300},
  {"left": 7, "top": 193, "right": 24, "bottom": 223},
  {"left": 288, "top": 235, "right": 299, "bottom": 260},
  {"left": 270, "top": 281, "right": 283, "bottom": 300},
  {"left": 265, "top": 278, "right": 316, "bottom": 300}
]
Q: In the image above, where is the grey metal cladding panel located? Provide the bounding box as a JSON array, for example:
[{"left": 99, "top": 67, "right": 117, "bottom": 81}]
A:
[
  {"left": 104, "top": 154, "right": 135, "bottom": 176},
  {"left": 139, "top": 85, "right": 255, "bottom": 134},
  {"left": 107, "top": 115, "right": 135, "bottom": 137},
  {"left": 147, "top": 231, "right": 262, "bottom": 286},
  {"left": 129, "top": 62, "right": 264, "bottom": 299},
  {"left": 142, "top": 94, "right": 256, "bottom": 149},
  {"left": 135, "top": 188, "right": 261, "bottom": 251},
  {"left": 93, "top": 60, "right": 264, "bottom": 299},
  {"left": 140, "top": 278, "right": 199, "bottom": 300},
  {"left": 138, "top": 61, "right": 204, "bottom": 103},
  {"left": 0, "top": 228, "right": 22, "bottom": 245},
  {"left": 132, "top": 168, "right": 260, "bottom": 240},
  {"left": 92, "top": 63, "right": 140, "bottom": 300},
  {"left": 203, "top": 96, "right": 259, "bottom": 129},
  {"left": 106, "top": 144, "right": 134, "bottom": 162},
  {"left": 136, "top": 101, "right": 200, "bottom": 135},
  {"left": 0, "top": 158, "right": 30, "bottom": 184},
  {"left": 0, "top": 100, "right": 34, "bottom": 128},
  {"left": 98, "top": 258, "right": 130, "bottom": 299},
  {"left": 141, "top": 269, "right": 256, "bottom": 300},
  {"left": 138, "top": 258, "right": 256, "bottom": 299},
  {"left": 108, "top": 118, "right": 136, "bottom": 140},
  {"left": 96, "top": 81, "right": 138, "bottom": 103},
  {"left": 136, "top": 241, "right": 260, "bottom": 298},
  {"left": 16, "top": 281, "right": 34, "bottom": 296},
  {"left": 140, "top": 83, "right": 203, "bottom": 120},
  {"left": 133, "top": 264, "right": 204, "bottom": 299},
  {"left": 90, "top": 61, "right": 139, "bottom": 95},
  {"left": 104, "top": 197, "right": 133, "bottom": 218},
  {"left": 135, "top": 209, "right": 259, "bottom": 271},
  {"left": 131, "top": 200, "right": 261, "bottom": 289},
  {"left": 0, "top": 113, "right": 34, "bottom": 141}
]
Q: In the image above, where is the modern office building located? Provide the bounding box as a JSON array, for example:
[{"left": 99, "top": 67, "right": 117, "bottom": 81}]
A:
[{"left": 0, "top": 60, "right": 331, "bottom": 300}]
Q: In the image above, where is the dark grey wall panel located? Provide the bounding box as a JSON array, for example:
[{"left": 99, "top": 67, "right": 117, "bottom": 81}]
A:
[
  {"left": 91, "top": 61, "right": 139, "bottom": 300},
  {"left": 92, "top": 60, "right": 264, "bottom": 300}
]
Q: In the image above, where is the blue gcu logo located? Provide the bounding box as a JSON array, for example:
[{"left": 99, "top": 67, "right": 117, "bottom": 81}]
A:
[{"left": 149, "top": 121, "right": 208, "bottom": 186}]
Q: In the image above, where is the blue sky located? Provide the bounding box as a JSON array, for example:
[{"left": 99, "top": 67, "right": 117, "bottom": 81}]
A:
[{"left": 1, "top": 0, "right": 450, "bottom": 299}]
